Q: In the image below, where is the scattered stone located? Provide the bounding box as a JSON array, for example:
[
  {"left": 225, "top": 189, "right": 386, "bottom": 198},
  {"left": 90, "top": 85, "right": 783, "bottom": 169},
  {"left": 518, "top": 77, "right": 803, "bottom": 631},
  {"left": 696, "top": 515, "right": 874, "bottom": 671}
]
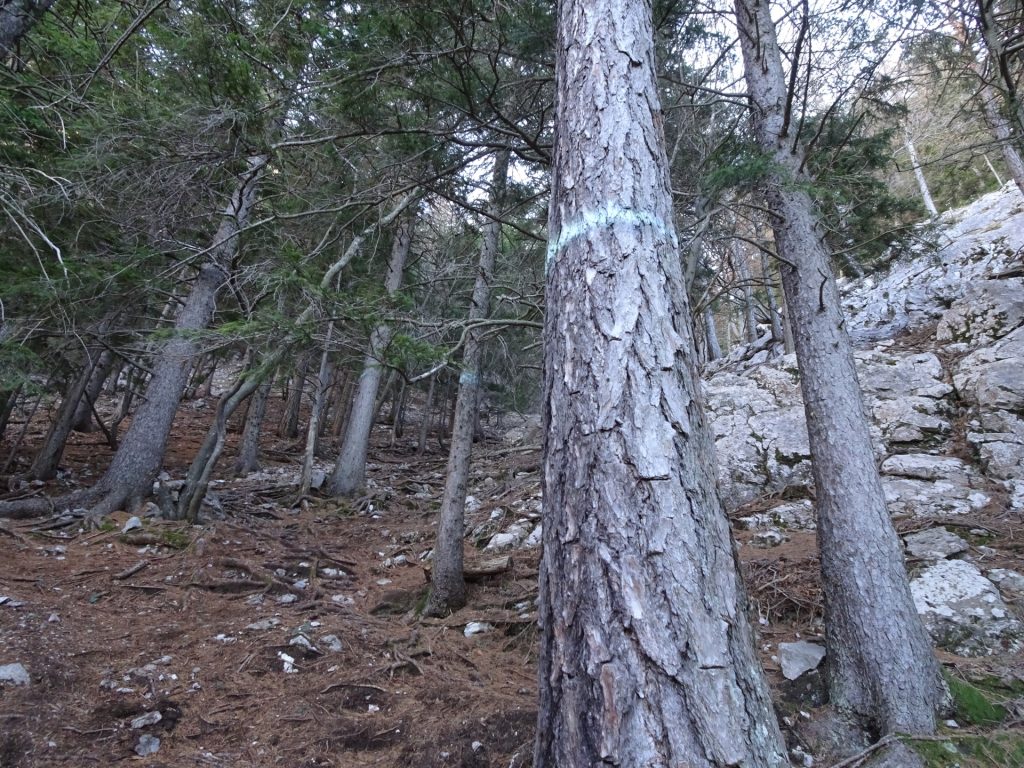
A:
[
  {"left": 277, "top": 651, "right": 298, "bottom": 674},
  {"left": 134, "top": 734, "right": 161, "bottom": 756},
  {"left": 910, "top": 559, "right": 1024, "bottom": 656},
  {"left": 289, "top": 635, "right": 319, "bottom": 653},
  {"left": 485, "top": 524, "right": 529, "bottom": 551},
  {"left": 122, "top": 516, "right": 143, "bottom": 533},
  {"left": 0, "top": 663, "right": 30, "bottom": 686},
  {"left": 131, "top": 711, "right": 162, "bottom": 729},
  {"left": 319, "top": 634, "right": 343, "bottom": 653},
  {"left": 463, "top": 622, "right": 493, "bottom": 637},
  {"left": 276, "top": 594, "right": 298, "bottom": 605},
  {"left": 903, "top": 528, "right": 969, "bottom": 560},
  {"left": 47, "top": 613, "right": 59, "bottom": 623},
  {"left": 245, "top": 617, "right": 281, "bottom": 631},
  {"left": 881, "top": 454, "right": 971, "bottom": 482},
  {"left": 213, "top": 633, "right": 236, "bottom": 644},
  {"left": 751, "top": 529, "right": 787, "bottom": 548},
  {"left": 987, "top": 569, "right": 1024, "bottom": 593},
  {"left": 310, "top": 468, "right": 326, "bottom": 490},
  {"left": 778, "top": 641, "right": 826, "bottom": 681}
]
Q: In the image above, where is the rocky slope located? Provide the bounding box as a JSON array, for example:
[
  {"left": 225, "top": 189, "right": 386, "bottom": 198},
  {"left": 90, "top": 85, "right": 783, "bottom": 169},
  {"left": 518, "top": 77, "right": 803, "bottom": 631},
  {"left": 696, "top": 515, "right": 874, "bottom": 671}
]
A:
[{"left": 703, "top": 183, "right": 1024, "bottom": 657}]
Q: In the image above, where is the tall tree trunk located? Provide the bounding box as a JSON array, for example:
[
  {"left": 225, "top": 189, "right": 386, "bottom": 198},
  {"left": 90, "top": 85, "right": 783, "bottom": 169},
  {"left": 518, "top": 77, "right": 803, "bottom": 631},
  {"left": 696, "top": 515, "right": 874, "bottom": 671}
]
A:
[
  {"left": 424, "top": 149, "right": 509, "bottom": 617},
  {"left": 0, "top": 0, "right": 55, "bottom": 60},
  {"left": 176, "top": 362, "right": 265, "bottom": 522},
  {"left": 279, "top": 354, "right": 310, "bottom": 439},
  {"left": 0, "top": 387, "right": 20, "bottom": 441},
  {"left": 299, "top": 326, "right": 334, "bottom": 497},
  {"left": 416, "top": 373, "right": 437, "bottom": 456},
  {"left": 233, "top": 379, "right": 271, "bottom": 475},
  {"left": 735, "top": 0, "right": 944, "bottom": 736},
  {"left": 956, "top": 21, "right": 1024, "bottom": 196},
  {"left": 390, "top": 377, "right": 407, "bottom": 445},
  {"left": 331, "top": 371, "right": 355, "bottom": 439},
  {"left": 86, "top": 154, "right": 266, "bottom": 515},
  {"left": 760, "top": 250, "right": 785, "bottom": 344},
  {"left": 329, "top": 214, "right": 416, "bottom": 495},
  {"left": 31, "top": 314, "right": 117, "bottom": 480},
  {"left": 704, "top": 305, "right": 722, "bottom": 360},
  {"left": 535, "top": 3, "right": 788, "bottom": 766},
  {"left": 905, "top": 132, "right": 939, "bottom": 216},
  {"left": 29, "top": 356, "right": 100, "bottom": 480},
  {"left": 71, "top": 349, "right": 113, "bottom": 432},
  {"left": 732, "top": 241, "right": 759, "bottom": 343}
]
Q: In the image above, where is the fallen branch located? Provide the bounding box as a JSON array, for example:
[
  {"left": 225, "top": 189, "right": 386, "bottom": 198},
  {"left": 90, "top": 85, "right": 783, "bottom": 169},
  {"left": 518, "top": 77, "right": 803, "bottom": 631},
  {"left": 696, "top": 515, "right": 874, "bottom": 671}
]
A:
[
  {"left": 112, "top": 561, "right": 149, "bottom": 580},
  {"left": 422, "top": 555, "right": 513, "bottom": 583}
]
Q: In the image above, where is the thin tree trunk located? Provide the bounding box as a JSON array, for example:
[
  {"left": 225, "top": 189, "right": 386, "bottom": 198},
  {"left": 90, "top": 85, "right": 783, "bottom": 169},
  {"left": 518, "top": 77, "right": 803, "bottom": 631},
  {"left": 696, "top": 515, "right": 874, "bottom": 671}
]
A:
[
  {"left": 29, "top": 357, "right": 100, "bottom": 480},
  {"left": 299, "top": 325, "right": 334, "bottom": 497},
  {"left": 176, "top": 363, "right": 264, "bottom": 522},
  {"left": 71, "top": 349, "right": 113, "bottom": 432},
  {"left": 85, "top": 154, "right": 266, "bottom": 515},
  {"left": 331, "top": 371, "right": 355, "bottom": 439},
  {"left": 31, "top": 313, "right": 117, "bottom": 480},
  {"left": 736, "top": 0, "right": 944, "bottom": 736},
  {"left": 704, "top": 305, "right": 722, "bottom": 360},
  {"left": 760, "top": 250, "right": 785, "bottom": 344},
  {"left": 329, "top": 214, "right": 416, "bottom": 495},
  {"left": 732, "top": 241, "right": 759, "bottom": 343},
  {"left": 536, "top": 3, "right": 788, "bottom": 765},
  {"left": 425, "top": 149, "right": 509, "bottom": 617},
  {"left": 390, "top": 377, "right": 407, "bottom": 445},
  {"left": 279, "top": 353, "right": 310, "bottom": 438},
  {"left": 983, "top": 152, "right": 1004, "bottom": 185},
  {"left": 233, "top": 379, "right": 271, "bottom": 475},
  {"left": 417, "top": 373, "right": 437, "bottom": 456},
  {"left": 0, "top": 387, "right": 19, "bottom": 441},
  {"left": 905, "top": 132, "right": 939, "bottom": 216}
]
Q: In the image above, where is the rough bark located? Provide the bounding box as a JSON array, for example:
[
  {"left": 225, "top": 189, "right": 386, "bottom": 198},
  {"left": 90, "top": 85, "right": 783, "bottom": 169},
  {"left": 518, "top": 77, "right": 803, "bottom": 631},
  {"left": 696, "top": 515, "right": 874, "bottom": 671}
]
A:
[
  {"left": 233, "top": 379, "right": 271, "bottom": 475},
  {"left": 905, "top": 133, "right": 938, "bottom": 216},
  {"left": 735, "top": 0, "right": 944, "bottom": 735},
  {"left": 424, "top": 150, "right": 509, "bottom": 617},
  {"left": 534, "top": 3, "right": 788, "bottom": 766},
  {"left": 0, "top": 0, "right": 55, "bottom": 59},
  {"left": 85, "top": 154, "right": 266, "bottom": 515},
  {"left": 329, "top": 214, "right": 415, "bottom": 496}
]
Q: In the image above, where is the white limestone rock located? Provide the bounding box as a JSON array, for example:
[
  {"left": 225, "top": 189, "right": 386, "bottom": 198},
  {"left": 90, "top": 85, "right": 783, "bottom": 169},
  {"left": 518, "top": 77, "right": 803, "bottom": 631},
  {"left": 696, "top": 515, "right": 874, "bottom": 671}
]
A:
[
  {"left": 778, "top": 641, "right": 826, "bottom": 681},
  {"left": 903, "top": 528, "right": 968, "bottom": 560},
  {"left": 910, "top": 559, "right": 1023, "bottom": 656}
]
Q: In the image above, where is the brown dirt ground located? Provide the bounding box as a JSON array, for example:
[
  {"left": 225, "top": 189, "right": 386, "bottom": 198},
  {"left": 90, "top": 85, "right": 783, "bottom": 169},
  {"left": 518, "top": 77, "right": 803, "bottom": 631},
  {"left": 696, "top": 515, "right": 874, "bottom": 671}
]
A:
[{"left": 1, "top": 391, "right": 1023, "bottom": 767}]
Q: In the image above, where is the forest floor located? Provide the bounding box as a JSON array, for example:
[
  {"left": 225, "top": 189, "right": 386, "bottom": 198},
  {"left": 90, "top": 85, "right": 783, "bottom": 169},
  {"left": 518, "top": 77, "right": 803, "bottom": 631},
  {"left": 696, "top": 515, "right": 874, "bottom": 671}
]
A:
[{"left": 1, "top": 391, "right": 1024, "bottom": 767}]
